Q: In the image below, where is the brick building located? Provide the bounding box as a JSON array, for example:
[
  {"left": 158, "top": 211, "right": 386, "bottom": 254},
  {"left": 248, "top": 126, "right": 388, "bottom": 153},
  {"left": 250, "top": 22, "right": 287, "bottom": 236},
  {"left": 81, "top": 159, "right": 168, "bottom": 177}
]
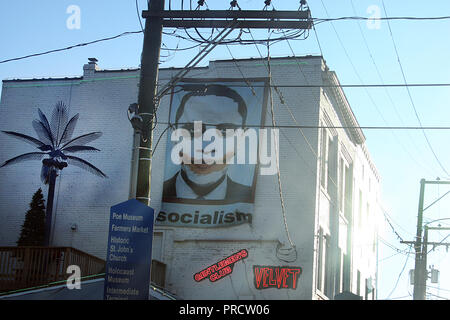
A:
[{"left": 0, "top": 56, "right": 381, "bottom": 299}]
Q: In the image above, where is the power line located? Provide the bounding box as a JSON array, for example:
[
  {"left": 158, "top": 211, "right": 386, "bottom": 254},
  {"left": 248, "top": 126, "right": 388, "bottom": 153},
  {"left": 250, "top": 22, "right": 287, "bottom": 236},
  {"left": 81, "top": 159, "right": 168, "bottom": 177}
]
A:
[
  {"left": 426, "top": 292, "right": 449, "bottom": 300},
  {"left": 381, "top": 208, "right": 405, "bottom": 243},
  {"left": 267, "top": 36, "right": 297, "bottom": 262},
  {"left": 379, "top": 251, "right": 403, "bottom": 263},
  {"left": 348, "top": 0, "right": 439, "bottom": 178},
  {"left": 135, "top": 0, "right": 145, "bottom": 32},
  {"left": 427, "top": 285, "right": 450, "bottom": 293},
  {"left": 176, "top": 124, "right": 450, "bottom": 130},
  {"left": 282, "top": 11, "right": 411, "bottom": 279},
  {"left": 246, "top": 27, "right": 350, "bottom": 268},
  {"left": 5, "top": 81, "right": 450, "bottom": 89},
  {"left": 319, "top": 0, "right": 401, "bottom": 139},
  {"left": 385, "top": 247, "right": 413, "bottom": 299},
  {"left": 388, "top": 294, "right": 412, "bottom": 300},
  {"left": 313, "top": 15, "right": 450, "bottom": 24},
  {"left": 0, "top": 31, "right": 144, "bottom": 65},
  {"left": 379, "top": 237, "right": 411, "bottom": 255},
  {"left": 382, "top": 0, "right": 450, "bottom": 178},
  {"left": 1, "top": 10, "right": 449, "bottom": 64}
]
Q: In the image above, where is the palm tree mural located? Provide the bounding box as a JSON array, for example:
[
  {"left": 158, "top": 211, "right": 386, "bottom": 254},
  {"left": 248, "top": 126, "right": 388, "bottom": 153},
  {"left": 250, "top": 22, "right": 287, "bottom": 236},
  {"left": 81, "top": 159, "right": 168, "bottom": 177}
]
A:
[{"left": 1, "top": 101, "right": 107, "bottom": 246}]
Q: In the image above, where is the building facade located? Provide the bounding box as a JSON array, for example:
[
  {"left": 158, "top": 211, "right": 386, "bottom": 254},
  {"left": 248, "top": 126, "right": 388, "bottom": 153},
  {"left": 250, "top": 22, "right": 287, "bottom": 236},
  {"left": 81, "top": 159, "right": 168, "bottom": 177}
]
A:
[{"left": 0, "top": 56, "right": 381, "bottom": 300}]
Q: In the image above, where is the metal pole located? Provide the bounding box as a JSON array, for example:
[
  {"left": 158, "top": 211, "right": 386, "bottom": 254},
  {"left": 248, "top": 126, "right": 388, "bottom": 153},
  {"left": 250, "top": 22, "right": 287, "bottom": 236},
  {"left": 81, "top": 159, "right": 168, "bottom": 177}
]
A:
[
  {"left": 135, "top": 0, "right": 165, "bottom": 206},
  {"left": 413, "top": 178, "right": 426, "bottom": 300}
]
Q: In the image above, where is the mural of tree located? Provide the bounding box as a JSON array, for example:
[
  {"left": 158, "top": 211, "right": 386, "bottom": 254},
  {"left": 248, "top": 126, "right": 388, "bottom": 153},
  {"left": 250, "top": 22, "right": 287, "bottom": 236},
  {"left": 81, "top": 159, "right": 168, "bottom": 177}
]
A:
[
  {"left": 1, "top": 101, "right": 107, "bottom": 246},
  {"left": 17, "top": 188, "right": 46, "bottom": 246}
]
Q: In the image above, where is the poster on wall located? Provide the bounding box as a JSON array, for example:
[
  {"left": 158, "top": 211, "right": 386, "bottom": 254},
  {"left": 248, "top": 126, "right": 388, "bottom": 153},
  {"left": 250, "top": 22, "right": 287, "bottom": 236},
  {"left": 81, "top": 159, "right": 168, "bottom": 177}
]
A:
[{"left": 155, "top": 78, "right": 268, "bottom": 228}]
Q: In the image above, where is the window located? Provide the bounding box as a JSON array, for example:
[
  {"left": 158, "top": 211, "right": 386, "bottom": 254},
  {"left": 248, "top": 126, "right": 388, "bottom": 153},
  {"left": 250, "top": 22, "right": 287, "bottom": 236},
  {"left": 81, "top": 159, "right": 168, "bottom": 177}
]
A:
[
  {"left": 344, "top": 164, "right": 353, "bottom": 220},
  {"left": 335, "top": 248, "right": 342, "bottom": 295},
  {"left": 320, "top": 127, "right": 328, "bottom": 188},
  {"left": 366, "top": 203, "right": 370, "bottom": 226},
  {"left": 317, "top": 228, "right": 324, "bottom": 291},
  {"left": 358, "top": 190, "right": 363, "bottom": 228},
  {"left": 317, "top": 228, "right": 332, "bottom": 298},
  {"left": 372, "top": 233, "right": 377, "bottom": 253},
  {"left": 338, "top": 157, "right": 352, "bottom": 219},
  {"left": 324, "top": 235, "right": 332, "bottom": 298},
  {"left": 320, "top": 127, "right": 329, "bottom": 189},
  {"left": 343, "top": 253, "right": 351, "bottom": 291},
  {"left": 339, "top": 158, "right": 344, "bottom": 212},
  {"left": 320, "top": 126, "right": 336, "bottom": 195},
  {"left": 152, "top": 232, "right": 163, "bottom": 261},
  {"left": 356, "top": 270, "right": 361, "bottom": 296}
]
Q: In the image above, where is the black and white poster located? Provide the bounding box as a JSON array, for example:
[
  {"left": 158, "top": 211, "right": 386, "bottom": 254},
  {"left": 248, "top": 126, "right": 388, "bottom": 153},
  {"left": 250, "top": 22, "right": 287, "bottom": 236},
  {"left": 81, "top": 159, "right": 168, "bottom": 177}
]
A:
[{"left": 155, "top": 78, "right": 269, "bottom": 228}]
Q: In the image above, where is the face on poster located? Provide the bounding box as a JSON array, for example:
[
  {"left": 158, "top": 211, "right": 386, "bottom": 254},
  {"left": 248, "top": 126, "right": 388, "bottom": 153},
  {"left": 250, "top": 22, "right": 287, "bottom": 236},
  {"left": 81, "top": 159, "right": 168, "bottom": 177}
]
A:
[{"left": 155, "top": 79, "right": 268, "bottom": 228}]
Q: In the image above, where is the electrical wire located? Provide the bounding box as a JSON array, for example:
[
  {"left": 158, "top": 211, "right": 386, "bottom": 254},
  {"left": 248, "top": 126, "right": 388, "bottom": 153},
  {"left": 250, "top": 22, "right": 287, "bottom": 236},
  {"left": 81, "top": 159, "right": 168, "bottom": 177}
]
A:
[
  {"left": 388, "top": 294, "right": 412, "bottom": 300},
  {"left": 135, "top": 0, "right": 145, "bottom": 32},
  {"left": 381, "top": 0, "right": 450, "bottom": 178},
  {"left": 427, "top": 233, "right": 450, "bottom": 254},
  {"left": 381, "top": 206, "right": 415, "bottom": 238},
  {"left": 378, "top": 251, "right": 403, "bottom": 263},
  {"left": 1, "top": 9, "right": 449, "bottom": 65},
  {"left": 129, "top": 120, "right": 450, "bottom": 131},
  {"left": 379, "top": 237, "right": 411, "bottom": 255},
  {"left": 348, "top": 0, "right": 439, "bottom": 178},
  {"left": 0, "top": 31, "right": 143, "bottom": 65},
  {"left": 248, "top": 25, "right": 401, "bottom": 264},
  {"left": 5, "top": 79, "right": 450, "bottom": 89},
  {"left": 313, "top": 15, "right": 450, "bottom": 25},
  {"left": 385, "top": 247, "right": 413, "bottom": 299},
  {"left": 427, "top": 285, "right": 450, "bottom": 293},
  {"left": 380, "top": 207, "right": 405, "bottom": 243},
  {"left": 267, "top": 34, "right": 297, "bottom": 262},
  {"left": 426, "top": 292, "right": 449, "bottom": 300},
  {"left": 151, "top": 125, "right": 171, "bottom": 157}
]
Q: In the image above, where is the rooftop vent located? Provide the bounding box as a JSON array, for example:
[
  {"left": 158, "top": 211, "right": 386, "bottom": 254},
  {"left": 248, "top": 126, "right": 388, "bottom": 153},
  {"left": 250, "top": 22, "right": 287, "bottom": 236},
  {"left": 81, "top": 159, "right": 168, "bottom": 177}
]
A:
[{"left": 83, "top": 58, "right": 100, "bottom": 76}]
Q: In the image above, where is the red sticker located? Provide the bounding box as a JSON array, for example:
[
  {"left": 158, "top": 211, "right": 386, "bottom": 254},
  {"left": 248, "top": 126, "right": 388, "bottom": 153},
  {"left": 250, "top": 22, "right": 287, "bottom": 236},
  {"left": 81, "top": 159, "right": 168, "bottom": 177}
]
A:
[{"left": 194, "top": 249, "right": 248, "bottom": 283}]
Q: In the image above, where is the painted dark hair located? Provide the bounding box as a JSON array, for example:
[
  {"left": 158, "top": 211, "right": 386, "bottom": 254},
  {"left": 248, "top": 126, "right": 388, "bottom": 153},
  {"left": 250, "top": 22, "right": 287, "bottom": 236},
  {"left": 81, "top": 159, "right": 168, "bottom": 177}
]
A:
[{"left": 175, "top": 84, "right": 247, "bottom": 126}]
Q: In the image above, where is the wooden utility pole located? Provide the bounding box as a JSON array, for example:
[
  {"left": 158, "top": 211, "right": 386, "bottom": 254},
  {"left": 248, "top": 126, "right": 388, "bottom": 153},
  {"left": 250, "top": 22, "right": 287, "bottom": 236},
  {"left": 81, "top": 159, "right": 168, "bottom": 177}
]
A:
[
  {"left": 135, "top": 0, "right": 165, "bottom": 206},
  {"left": 413, "top": 178, "right": 426, "bottom": 300},
  {"left": 400, "top": 179, "right": 450, "bottom": 300}
]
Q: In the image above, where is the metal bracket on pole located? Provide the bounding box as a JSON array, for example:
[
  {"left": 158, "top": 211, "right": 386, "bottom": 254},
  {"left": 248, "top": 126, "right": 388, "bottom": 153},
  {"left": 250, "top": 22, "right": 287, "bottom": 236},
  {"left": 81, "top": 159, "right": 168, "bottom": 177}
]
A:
[{"left": 142, "top": 10, "right": 313, "bottom": 29}]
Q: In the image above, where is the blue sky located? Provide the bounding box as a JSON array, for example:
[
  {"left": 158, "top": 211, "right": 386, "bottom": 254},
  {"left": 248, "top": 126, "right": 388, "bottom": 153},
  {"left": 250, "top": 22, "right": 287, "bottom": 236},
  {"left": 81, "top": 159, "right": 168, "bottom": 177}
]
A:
[{"left": 1, "top": 0, "right": 450, "bottom": 300}]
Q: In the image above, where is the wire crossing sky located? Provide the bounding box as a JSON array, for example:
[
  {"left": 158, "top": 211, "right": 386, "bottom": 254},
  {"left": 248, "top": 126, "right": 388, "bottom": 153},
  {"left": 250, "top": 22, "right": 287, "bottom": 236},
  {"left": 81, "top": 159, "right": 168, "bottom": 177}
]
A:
[{"left": 0, "top": 0, "right": 450, "bottom": 300}]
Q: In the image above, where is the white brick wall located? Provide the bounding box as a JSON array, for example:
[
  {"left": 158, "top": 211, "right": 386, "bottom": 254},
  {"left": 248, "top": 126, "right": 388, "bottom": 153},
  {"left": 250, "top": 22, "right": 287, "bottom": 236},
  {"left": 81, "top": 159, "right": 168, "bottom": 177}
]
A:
[{"left": 0, "top": 56, "right": 380, "bottom": 300}]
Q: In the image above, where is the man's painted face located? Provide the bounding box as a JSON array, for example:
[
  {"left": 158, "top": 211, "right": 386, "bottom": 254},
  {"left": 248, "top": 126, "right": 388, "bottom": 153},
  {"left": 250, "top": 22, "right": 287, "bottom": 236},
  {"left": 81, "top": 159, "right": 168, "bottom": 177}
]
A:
[{"left": 176, "top": 95, "right": 245, "bottom": 175}]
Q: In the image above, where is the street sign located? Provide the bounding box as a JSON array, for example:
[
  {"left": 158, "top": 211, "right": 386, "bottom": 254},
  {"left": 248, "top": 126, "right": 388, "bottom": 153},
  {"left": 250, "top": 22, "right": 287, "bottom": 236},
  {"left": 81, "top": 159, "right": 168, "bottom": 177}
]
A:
[{"left": 103, "top": 199, "right": 154, "bottom": 300}]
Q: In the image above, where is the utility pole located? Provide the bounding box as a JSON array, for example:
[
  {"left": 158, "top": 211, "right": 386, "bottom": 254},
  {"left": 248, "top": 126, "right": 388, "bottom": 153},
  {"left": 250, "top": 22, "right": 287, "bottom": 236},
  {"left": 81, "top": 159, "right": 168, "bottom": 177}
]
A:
[
  {"left": 133, "top": 2, "right": 312, "bottom": 206},
  {"left": 413, "top": 178, "right": 426, "bottom": 300},
  {"left": 134, "top": 0, "right": 165, "bottom": 206},
  {"left": 401, "top": 179, "right": 450, "bottom": 300}
]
